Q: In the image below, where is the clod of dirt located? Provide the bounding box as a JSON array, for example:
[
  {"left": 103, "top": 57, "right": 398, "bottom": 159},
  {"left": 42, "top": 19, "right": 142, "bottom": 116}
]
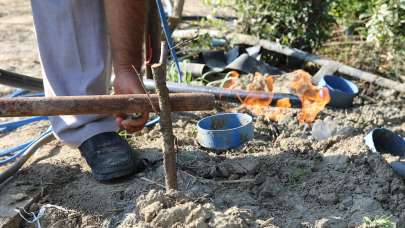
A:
[{"left": 119, "top": 190, "right": 268, "bottom": 228}]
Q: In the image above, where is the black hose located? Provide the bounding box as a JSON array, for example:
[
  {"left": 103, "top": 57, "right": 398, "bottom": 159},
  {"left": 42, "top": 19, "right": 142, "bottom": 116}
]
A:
[{"left": 0, "top": 69, "right": 44, "bottom": 91}]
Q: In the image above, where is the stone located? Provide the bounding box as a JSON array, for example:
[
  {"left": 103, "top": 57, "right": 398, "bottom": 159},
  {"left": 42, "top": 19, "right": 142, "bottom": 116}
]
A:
[
  {"left": 259, "top": 177, "right": 282, "bottom": 199},
  {"left": 312, "top": 118, "right": 337, "bottom": 141},
  {"left": 315, "top": 217, "right": 347, "bottom": 228}
]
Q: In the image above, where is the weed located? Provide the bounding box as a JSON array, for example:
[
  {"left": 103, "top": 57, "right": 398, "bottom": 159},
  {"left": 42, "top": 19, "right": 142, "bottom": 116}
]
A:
[{"left": 362, "top": 216, "right": 395, "bottom": 228}]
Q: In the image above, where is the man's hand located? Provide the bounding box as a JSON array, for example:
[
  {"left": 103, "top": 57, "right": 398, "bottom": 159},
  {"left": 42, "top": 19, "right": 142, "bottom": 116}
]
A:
[{"left": 114, "top": 72, "right": 149, "bottom": 133}]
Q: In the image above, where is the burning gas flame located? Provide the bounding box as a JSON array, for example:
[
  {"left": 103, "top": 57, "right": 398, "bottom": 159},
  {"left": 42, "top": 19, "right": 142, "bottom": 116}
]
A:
[
  {"left": 267, "top": 98, "right": 292, "bottom": 122},
  {"left": 289, "top": 70, "right": 330, "bottom": 123},
  {"left": 222, "top": 70, "right": 329, "bottom": 123}
]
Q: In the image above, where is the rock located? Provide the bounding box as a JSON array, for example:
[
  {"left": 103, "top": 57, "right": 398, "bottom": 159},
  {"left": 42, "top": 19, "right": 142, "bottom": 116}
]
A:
[
  {"left": 10, "top": 193, "right": 27, "bottom": 203},
  {"left": 336, "top": 126, "right": 356, "bottom": 138},
  {"left": 141, "top": 201, "right": 164, "bottom": 222},
  {"left": 259, "top": 177, "right": 282, "bottom": 199},
  {"left": 318, "top": 193, "right": 339, "bottom": 205},
  {"left": 239, "top": 159, "right": 260, "bottom": 175},
  {"left": 217, "top": 159, "right": 260, "bottom": 176},
  {"left": 312, "top": 118, "right": 337, "bottom": 141},
  {"left": 315, "top": 217, "right": 347, "bottom": 228}
]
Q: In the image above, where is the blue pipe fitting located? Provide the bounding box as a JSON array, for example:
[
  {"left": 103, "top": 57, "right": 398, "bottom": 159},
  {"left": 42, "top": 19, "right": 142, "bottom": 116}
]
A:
[
  {"left": 365, "top": 128, "right": 405, "bottom": 177},
  {"left": 319, "top": 75, "right": 359, "bottom": 108},
  {"left": 197, "top": 113, "right": 254, "bottom": 150}
]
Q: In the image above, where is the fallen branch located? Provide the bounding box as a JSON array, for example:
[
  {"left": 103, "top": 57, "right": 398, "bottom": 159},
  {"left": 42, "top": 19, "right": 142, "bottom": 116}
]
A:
[
  {"left": 152, "top": 41, "right": 178, "bottom": 190},
  {"left": 172, "top": 29, "right": 405, "bottom": 93}
]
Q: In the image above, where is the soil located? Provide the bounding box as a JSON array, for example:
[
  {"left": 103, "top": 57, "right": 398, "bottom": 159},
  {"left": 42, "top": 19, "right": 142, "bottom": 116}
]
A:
[{"left": 1, "top": 0, "right": 405, "bottom": 227}]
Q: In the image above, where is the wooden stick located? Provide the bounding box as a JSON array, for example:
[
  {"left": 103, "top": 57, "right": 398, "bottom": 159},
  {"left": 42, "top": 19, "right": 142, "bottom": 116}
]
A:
[
  {"left": 172, "top": 29, "right": 405, "bottom": 93},
  {"left": 0, "top": 93, "right": 215, "bottom": 117},
  {"left": 152, "top": 42, "right": 178, "bottom": 190}
]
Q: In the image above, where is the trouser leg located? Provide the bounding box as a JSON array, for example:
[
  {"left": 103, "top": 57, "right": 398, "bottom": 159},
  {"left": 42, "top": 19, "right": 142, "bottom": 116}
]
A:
[{"left": 31, "top": 0, "right": 118, "bottom": 147}]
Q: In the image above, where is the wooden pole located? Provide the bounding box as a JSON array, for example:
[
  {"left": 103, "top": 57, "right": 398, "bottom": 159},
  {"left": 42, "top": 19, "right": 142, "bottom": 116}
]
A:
[
  {"left": 152, "top": 42, "right": 177, "bottom": 190},
  {"left": 172, "top": 29, "right": 405, "bottom": 93},
  {"left": 169, "top": 0, "right": 185, "bottom": 30},
  {"left": 0, "top": 93, "right": 214, "bottom": 117}
]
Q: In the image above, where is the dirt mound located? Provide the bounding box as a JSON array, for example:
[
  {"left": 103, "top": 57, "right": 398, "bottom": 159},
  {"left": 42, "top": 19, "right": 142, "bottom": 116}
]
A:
[{"left": 119, "top": 190, "right": 268, "bottom": 228}]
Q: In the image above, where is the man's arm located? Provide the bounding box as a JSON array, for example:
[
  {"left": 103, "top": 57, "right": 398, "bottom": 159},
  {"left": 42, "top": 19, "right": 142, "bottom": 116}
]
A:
[{"left": 104, "top": 0, "right": 148, "bottom": 132}]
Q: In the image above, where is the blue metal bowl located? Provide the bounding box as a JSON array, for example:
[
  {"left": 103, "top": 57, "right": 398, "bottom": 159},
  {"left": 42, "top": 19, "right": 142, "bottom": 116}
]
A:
[
  {"left": 197, "top": 113, "right": 254, "bottom": 150},
  {"left": 319, "top": 75, "right": 359, "bottom": 108},
  {"left": 365, "top": 128, "right": 405, "bottom": 177}
]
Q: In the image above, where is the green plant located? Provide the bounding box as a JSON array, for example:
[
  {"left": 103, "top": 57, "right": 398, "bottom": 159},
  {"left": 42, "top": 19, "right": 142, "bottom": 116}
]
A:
[
  {"left": 167, "top": 60, "right": 193, "bottom": 83},
  {"left": 204, "top": 0, "right": 334, "bottom": 52},
  {"left": 362, "top": 216, "right": 395, "bottom": 228},
  {"left": 330, "top": 0, "right": 375, "bottom": 32},
  {"left": 364, "top": 0, "right": 405, "bottom": 78}
]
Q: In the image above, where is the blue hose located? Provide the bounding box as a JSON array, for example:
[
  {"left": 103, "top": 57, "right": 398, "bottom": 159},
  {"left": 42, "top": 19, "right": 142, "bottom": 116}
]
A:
[
  {"left": 0, "top": 142, "right": 32, "bottom": 157},
  {"left": 0, "top": 127, "right": 52, "bottom": 166},
  {"left": 8, "top": 89, "right": 44, "bottom": 98},
  {"left": 0, "top": 116, "right": 48, "bottom": 133}
]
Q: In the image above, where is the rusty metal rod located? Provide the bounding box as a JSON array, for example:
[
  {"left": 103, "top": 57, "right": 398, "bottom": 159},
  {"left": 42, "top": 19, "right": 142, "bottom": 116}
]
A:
[{"left": 0, "top": 93, "right": 214, "bottom": 117}]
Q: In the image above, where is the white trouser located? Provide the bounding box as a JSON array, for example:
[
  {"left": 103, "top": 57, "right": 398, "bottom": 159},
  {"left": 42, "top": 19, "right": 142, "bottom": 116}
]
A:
[{"left": 31, "top": 0, "right": 118, "bottom": 147}]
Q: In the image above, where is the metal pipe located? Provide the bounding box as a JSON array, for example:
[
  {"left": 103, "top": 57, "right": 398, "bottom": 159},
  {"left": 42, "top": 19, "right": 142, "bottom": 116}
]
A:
[
  {"left": 0, "top": 69, "right": 301, "bottom": 108},
  {"left": 0, "top": 93, "right": 215, "bottom": 117},
  {"left": 144, "top": 79, "right": 302, "bottom": 108}
]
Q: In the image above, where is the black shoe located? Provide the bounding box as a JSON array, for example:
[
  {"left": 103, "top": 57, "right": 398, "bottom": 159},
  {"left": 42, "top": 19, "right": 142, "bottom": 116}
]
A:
[{"left": 79, "top": 132, "right": 136, "bottom": 182}]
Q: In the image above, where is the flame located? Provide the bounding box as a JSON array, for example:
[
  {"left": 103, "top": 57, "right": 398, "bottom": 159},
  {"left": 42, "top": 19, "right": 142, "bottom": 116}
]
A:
[
  {"left": 221, "top": 70, "right": 329, "bottom": 124},
  {"left": 267, "top": 98, "right": 292, "bottom": 122},
  {"left": 244, "top": 73, "right": 274, "bottom": 116},
  {"left": 222, "top": 71, "right": 241, "bottom": 90},
  {"left": 289, "top": 70, "right": 330, "bottom": 123}
]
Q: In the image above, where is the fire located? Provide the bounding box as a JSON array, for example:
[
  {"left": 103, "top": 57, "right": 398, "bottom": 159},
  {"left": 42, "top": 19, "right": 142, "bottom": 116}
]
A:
[
  {"left": 267, "top": 98, "right": 292, "bottom": 122},
  {"left": 289, "top": 70, "right": 330, "bottom": 123},
  {"left": 242, "top": 73, "right": 274, "bottom": 117},
  {"left": 222, "top": 70, "right": 329, "bottom": 124}
]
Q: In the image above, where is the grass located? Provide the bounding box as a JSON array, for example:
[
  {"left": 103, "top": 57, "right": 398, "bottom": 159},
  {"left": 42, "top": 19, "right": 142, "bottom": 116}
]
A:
[
  {"left": 167, "top": 60, "right": 193, "bottom": 84},
  {"left": 362, "top": 216, "right": 395, "bottom": 228}
]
